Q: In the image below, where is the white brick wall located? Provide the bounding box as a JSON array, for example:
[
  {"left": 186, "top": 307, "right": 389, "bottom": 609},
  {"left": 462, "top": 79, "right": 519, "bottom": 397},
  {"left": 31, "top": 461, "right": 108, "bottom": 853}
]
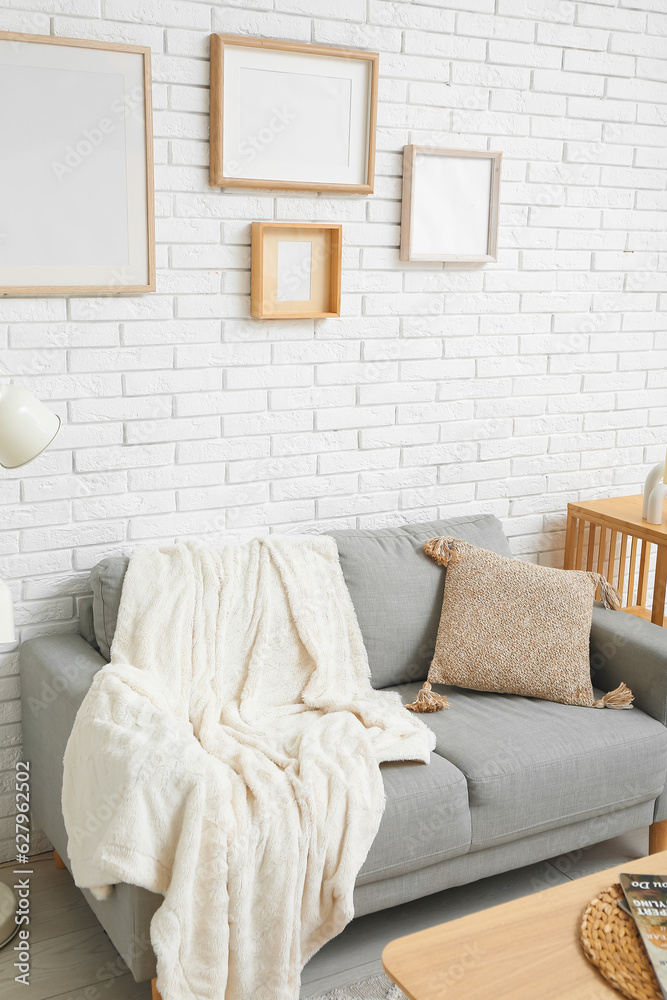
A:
[{"left": 1, "top": 0, "right": 666, "bottom": 859}]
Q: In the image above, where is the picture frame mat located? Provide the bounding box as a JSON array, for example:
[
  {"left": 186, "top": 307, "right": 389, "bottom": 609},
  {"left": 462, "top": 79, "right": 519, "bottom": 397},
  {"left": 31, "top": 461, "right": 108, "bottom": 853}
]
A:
[{"left": 251, "top": 222, "right": 342, "bottom": 319}]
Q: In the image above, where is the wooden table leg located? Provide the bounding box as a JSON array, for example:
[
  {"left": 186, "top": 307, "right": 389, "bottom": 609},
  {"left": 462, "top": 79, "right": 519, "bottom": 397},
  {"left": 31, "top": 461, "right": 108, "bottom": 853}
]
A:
[
  {"left": 575, "top": 517, "right": 585, "bottom": 570},
  {"left": 597, "top": 526, "right": 607, "bottom": 575},
  {"left": 564, "top": 513, "right": 577, "bottom": 570},
  {"left": 618, "top": 533, "right": 628, "bottom": 606},
  {"left": 638, "top": 539, "right": 651, "bottom": 610},
  {"left": 151, "top": 977, "right": 162, "bottom": 1000},
  {"left": 607, "top": 530, "right": 617, "bottom": 584},
  {"left": 53, "top": 850, "right": 66, "bottom": 870},
  {"left": 586, "top": 522, "right": 597, "bottom": 571},
  {"left": 650, "top": 820, "right": 667, "bottom": 854},
  {"left": 652, "top": 544, "right": 667, "bottom": 627},
  {"left": 628, "top": 536, "right": 638, "bottom": 605}
]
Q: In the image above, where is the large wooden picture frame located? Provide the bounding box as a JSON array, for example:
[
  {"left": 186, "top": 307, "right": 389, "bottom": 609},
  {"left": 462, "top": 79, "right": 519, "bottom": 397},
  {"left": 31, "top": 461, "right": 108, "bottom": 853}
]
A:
[
  {"left": 400, "top": 146, "right": 502, "bottom": 264},
  {"left": 0, "top": 31, "right": 155, "bottom": 295},
  {"left": 210, "top": 35, "right": 378, "bottom": 194},
  {"left": 251, "top": 222, "right": 342, "bottom": 320}
]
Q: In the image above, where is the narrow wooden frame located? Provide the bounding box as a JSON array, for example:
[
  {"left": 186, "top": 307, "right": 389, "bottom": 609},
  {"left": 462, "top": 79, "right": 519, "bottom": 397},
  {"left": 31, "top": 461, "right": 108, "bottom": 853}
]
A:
[
  {"left": 251, "top": 222, "right": 342, "bottom": 320},
  {"left": 400, "top": 145, "right": 502, "bottom": 263},
  {"left": 0, "top": 31, "right": 155, "bottom": 295},
  {"left": 210, "top": 34, "right": 378, "bottom": 194}
]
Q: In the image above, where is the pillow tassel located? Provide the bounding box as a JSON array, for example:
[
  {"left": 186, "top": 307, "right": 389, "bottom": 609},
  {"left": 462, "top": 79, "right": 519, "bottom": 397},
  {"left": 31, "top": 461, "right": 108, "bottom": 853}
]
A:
[
  {"left": 424, "top": 536, "right": 459, "bottom": 567},
  {"left": 591, "top": 573, "right": 622, "bottom": 610},
  {"left": 405, "top": 681, "right": 450, "bottom": 713},
  {"left": 592, "top": 682, "right": 634, "bottom": 710}
]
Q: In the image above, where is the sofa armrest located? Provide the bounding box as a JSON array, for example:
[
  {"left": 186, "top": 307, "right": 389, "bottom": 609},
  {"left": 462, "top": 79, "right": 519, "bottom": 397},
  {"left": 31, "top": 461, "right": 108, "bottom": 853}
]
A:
[
  {"left": 20, "top": 636, "right": 160, "bottom": 982},
  {"left": 591, "top": 604, "right": 667, "bottom": 726},
  {"left": 20, "top": 633, "right": 106, "bottom": 859}
]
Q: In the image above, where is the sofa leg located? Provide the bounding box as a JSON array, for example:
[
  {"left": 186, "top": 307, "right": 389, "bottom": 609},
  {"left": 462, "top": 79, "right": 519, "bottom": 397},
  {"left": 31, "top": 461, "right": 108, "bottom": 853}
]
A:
[
  {"left": 53, "top": 850, "right": 66, "bottom": 870},
  {"left": 649, "top": 820, "right": 667, "bottom": 854},
  {"left": 151, "top": 977, "right": 162, "bottom": 1000}
]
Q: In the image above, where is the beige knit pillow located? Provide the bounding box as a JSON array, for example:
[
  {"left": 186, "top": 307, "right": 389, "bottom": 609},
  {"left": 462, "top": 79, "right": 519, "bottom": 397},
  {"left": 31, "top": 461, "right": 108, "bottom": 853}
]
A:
[{"left": 409, "top": 536, "right": 633, "bottom": 711}]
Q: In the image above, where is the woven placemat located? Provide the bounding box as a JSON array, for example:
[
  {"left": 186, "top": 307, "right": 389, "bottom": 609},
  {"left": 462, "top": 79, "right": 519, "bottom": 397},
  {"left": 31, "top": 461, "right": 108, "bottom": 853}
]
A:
[{"left": 580, "top": 883, "right": 662, "bottom": 1000}]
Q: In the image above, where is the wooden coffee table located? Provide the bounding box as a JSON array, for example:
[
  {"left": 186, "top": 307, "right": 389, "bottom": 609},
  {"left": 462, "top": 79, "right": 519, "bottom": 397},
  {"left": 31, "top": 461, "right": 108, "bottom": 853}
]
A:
[{"left": 382, "top": 849, "right": 667, "bottom": 999}]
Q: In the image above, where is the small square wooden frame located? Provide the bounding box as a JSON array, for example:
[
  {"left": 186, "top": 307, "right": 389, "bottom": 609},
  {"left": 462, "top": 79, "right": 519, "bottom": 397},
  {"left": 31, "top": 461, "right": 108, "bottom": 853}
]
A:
[
  {"left": 400, "top": 146, "right": 502, "bottom": 264},
  {"left": 251, "top": 222, "right": 342, "bottom": 320}
]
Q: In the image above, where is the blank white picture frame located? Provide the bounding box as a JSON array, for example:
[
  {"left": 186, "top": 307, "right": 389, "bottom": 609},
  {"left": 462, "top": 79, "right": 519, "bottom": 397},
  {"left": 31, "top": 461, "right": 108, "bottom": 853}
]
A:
[
  {"left": 210, "top": 34, "right": 379, "bottom": 193},
  {"left": 0, "top": 31, "right": 155, "bottom": 295},
  {"left": 400, "top": 146, "right": 502, "bottom": 264}
]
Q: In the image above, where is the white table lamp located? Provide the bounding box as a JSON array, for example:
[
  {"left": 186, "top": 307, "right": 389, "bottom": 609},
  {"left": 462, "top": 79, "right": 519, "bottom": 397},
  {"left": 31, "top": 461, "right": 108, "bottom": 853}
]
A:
[
  {"left": 0, "top": 384, "right": 60, "bottom": 469},
  {"left": 0, "top": 382, "right": 59, "bottom": 942}
]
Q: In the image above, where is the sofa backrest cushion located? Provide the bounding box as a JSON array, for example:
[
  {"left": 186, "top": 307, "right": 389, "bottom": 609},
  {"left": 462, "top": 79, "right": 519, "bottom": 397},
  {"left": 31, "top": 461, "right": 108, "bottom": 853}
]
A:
[
  {"left": 329, "top": 515, "right": 511, "bottom": 689},
  {"left": 90, "top": 555, "right": 129, "bottom": 661},
  {"left": 78, "top": 595, "right": 98, "bottom": 651},
  {"left": 89, "top": 514, "right": 511, "bottom": 680}
]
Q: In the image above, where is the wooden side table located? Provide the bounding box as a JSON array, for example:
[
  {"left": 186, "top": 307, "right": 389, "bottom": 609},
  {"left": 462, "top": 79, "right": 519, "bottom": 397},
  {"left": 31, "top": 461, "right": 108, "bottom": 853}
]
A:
[{"left": 564, "top": 494, "right": 667, "bottom": 628}]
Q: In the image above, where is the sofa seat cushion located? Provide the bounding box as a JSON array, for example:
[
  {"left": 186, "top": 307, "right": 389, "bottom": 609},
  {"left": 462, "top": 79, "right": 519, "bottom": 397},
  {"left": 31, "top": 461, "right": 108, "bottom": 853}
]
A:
[
  {"left": 393, "top": 682, "right": 667, "bottom": 853},
  {"left": 357, "top": 752, "right": 471, "bottom": 886},
  {"left": 329, "top": 514, "right": 511, "bottom": 689}
]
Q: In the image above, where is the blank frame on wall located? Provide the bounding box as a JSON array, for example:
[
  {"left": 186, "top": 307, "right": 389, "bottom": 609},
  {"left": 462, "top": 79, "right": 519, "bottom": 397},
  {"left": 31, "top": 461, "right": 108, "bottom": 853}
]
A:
[
  {"left": 400, "top": 146, "right": 502, "bottom": 264},
  {"left": 0, "top": 32, "right": 155, "bottom": 295},
  {"left": 251, "top": 222, "right": 342, "bottom": 319},
  {"left": 210, "top": 34, "right": 378, "bottom": 193}
]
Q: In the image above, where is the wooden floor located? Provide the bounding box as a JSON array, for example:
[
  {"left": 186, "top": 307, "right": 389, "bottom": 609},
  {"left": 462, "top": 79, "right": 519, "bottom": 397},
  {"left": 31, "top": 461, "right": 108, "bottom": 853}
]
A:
[{"left": 0, "top": 827, "right": 648, "bottom": 1000}]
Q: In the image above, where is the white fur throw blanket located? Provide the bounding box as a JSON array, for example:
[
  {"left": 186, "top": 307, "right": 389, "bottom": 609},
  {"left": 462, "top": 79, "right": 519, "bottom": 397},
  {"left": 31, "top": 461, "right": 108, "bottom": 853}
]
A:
[{"left": 62, "top": 537, "right": 435, "bottom": 1000}]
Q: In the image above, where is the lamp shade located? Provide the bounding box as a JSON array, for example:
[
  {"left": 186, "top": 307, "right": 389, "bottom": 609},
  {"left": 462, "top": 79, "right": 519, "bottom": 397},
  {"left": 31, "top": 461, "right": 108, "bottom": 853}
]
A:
[
  {"left": 0, "top": 384, "right": 60, "bottom": 469},
  {"left": 0, "top": 581, "right": 15, "bottom": 644}
]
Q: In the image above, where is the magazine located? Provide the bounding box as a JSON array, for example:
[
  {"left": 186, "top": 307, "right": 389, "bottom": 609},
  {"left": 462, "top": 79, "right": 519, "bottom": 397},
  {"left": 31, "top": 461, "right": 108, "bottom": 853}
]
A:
[{"left": 619, "top": 872, "right": 667, "bottom": 999}]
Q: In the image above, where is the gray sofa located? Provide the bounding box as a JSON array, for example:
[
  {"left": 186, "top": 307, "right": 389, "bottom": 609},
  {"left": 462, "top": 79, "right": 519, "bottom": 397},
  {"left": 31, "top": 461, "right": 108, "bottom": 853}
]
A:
[{"left": 19, "top": 513, "right": 667, "bottom": 984}]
